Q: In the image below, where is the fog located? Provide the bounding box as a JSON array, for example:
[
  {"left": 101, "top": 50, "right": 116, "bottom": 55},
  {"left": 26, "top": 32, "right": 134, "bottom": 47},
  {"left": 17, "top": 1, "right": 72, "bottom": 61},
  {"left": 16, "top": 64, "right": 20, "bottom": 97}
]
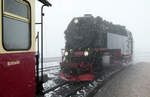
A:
[{"left": 36, "top": 0, "right": 150, "bottom": 62}]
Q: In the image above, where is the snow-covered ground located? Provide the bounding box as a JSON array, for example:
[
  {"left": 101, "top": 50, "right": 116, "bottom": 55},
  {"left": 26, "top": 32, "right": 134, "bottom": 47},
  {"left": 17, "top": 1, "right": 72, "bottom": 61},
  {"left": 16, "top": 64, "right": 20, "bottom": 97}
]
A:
[
  {"left": 41, "top": 59, "right": 61, "bottom": 93},
  {"left": 39, "top": 57, "right": 61, "bottom": 68},
  {"left": 133, "top": 51, "right": 150, "bottom": 63}
]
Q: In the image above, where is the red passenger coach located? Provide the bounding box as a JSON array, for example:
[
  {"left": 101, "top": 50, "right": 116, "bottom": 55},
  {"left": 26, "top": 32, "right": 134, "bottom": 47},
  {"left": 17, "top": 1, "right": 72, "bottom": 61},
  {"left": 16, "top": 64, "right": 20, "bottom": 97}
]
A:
[
  {"left": 0, "top": 0, "right": 52, "bottom": 96},
  {"left": 0, "top": 0, "right": 36, "bottom": 97},
  {"left": 0, "top": 53, "right": 36, "bottom": 97}
]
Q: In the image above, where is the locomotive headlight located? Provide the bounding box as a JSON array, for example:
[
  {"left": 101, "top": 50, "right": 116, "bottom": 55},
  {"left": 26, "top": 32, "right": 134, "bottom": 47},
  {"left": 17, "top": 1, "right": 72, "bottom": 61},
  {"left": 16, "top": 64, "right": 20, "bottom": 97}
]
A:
[
  {"left": 84, "top": 51, "right": 89, "bottom": 56},
  {"left": 64, "top": 51, "right": 69, "bottom": 56},
  {"left": 74, "top": 18, "right": 79, "bottom": 24}
]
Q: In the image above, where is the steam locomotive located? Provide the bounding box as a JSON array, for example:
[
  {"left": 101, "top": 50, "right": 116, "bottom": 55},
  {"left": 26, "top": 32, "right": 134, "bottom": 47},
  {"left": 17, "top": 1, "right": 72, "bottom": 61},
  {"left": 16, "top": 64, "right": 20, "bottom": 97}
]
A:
[{"left": 60, "top": 14, "right": 133, "bottom": 81}]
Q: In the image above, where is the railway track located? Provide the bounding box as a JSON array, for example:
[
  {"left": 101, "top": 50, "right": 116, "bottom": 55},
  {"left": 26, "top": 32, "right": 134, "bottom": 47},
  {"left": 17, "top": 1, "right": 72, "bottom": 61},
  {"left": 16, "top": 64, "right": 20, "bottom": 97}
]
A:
[
  {"left": 85, "top": 64, "right": 131, "bottom": 97},
  {"left": 39, "top": 60, "right": 131, "bottom": 97},
  {"left": 43, "top": 64, "right": 129, "bottom": 97},
  {"left": 44, "top": 81, "right": 90, "bottom": 97},
  {"left": 43, "top": 81, "right": 67, "bottom": 94},
  {"left": 39, "top": 65, "right": 60, "bottom": 72},
  {"left": 63, "top": 82, "right": 90, "bottom": 97}
]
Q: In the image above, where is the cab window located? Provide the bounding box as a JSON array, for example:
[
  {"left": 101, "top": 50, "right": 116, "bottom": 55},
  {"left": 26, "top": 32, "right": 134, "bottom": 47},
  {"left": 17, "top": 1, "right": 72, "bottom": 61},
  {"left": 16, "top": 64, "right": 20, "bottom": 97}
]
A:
[{"left": 3, "top": 0, "right": 31, "bottom": 50}]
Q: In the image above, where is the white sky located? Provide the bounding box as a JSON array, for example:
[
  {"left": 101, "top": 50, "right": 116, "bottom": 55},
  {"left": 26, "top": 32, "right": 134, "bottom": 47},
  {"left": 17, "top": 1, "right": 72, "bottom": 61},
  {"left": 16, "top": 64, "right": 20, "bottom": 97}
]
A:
[{"left": 36, "top": 0, "right": 150, "bottom": 57}]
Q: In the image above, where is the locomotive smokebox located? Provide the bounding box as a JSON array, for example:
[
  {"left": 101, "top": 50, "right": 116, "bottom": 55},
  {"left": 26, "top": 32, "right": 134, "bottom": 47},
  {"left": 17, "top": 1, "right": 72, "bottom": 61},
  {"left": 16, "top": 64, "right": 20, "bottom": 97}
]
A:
[{"left": 65, "top": 16, "right": 105, "bottom": 50}]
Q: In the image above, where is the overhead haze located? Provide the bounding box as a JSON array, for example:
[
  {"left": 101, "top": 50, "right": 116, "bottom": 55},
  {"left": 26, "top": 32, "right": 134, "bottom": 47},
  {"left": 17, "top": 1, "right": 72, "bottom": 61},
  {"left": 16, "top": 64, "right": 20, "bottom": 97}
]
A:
[{"left": 36, "top": 0, "right": 150, "bottom": 62}]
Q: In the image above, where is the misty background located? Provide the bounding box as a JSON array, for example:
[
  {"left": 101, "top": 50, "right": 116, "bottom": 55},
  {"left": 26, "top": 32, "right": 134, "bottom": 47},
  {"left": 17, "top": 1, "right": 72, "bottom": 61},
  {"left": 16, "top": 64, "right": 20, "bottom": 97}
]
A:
[{"left": 35, "top": 0, "right": 150, "bottom": 63}]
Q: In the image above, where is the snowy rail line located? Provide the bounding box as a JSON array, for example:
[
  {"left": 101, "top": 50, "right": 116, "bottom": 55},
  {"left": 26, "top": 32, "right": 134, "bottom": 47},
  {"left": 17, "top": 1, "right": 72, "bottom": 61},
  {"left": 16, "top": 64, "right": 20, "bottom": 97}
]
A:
[
  {"left": 43, "top": 63, "right": 130, "bottom": 97},
  {"left": 39, "top": 65, "right": 60, "bottom": 72},
  {"left": 39, "top": 58, "right": 131, "bottom": 97}
]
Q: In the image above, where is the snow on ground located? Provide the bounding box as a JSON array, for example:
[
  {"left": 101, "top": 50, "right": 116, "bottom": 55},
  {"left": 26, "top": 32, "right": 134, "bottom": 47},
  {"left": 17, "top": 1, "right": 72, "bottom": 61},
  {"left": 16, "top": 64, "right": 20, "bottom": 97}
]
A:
[
  {"left": 43, "top": 80, "right": 57, "bottom": 90},
  {"left": 133, "top": 51, "right": 150, "bottom": 63},
  {"left": 39, "top": 58, "right": 61, "bottom": 94},
  {"left": 39, "top": 61, "right": 60, "bottom": 68}
]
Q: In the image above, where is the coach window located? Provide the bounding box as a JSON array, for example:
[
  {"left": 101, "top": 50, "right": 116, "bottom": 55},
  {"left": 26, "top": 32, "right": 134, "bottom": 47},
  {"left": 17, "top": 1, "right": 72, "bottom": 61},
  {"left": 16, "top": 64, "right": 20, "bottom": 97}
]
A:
[{"left": 3, "top": 0, "right": 31, "bottom": 50}]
